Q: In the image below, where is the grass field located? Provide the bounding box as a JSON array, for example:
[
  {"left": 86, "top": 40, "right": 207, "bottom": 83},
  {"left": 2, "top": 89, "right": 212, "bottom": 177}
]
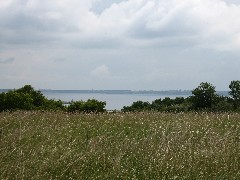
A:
[{"left": 0, "top": 111, "right": 239, "bottom": 179}]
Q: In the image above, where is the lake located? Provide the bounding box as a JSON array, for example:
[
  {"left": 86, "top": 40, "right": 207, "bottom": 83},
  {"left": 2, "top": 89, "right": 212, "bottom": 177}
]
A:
[{"left": 42, "top": 91, "right": 190, "bottom": 110}]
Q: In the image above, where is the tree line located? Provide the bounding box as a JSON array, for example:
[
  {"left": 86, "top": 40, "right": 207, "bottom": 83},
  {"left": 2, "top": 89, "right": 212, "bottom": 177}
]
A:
[
  {"left": 0, "top": 81, "right": 240, "bottom": 113},
  {"left": 0, "top": 85, "right": 106, "bottom": 113},
  {"left": 122, "top": 81, "right": 240, "bottom": 112}
]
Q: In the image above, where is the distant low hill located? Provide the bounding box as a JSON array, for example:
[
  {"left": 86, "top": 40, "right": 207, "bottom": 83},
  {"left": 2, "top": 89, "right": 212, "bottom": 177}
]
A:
[
  {"left": 0, "top": 89, "right": 229, "bottom": 96},
  {"left": 40, "top": 89, "right": 230, "bottom": 96},
  {"left": 41, "top": 89, "right": 193, "bottom": 95}
]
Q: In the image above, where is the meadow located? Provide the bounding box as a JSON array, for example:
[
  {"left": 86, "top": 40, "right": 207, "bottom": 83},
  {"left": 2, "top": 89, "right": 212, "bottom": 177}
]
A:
[{"left": 0, "top": 111, "right": 239, "bottom": 179}]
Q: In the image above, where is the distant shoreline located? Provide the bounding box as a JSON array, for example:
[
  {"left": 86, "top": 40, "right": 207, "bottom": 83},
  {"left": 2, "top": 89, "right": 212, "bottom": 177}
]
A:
[
  {"left": 41, "top": 89, "right": 192, "bottom": 95},
  {"left": 0, "top": 89, "right": 229, "bottom": 96}
]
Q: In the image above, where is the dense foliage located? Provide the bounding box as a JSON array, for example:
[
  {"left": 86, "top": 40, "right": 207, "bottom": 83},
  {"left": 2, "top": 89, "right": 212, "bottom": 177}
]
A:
[
  {"left": 68, "top": 99, "right": 106, "bottom": 113},
  {"left": 229, "top": 80, "right": 240, "bottom": 109},
  {"left": 190, "top": 82, "right": 217, "bottom": 109},
  {"left": 0, "top": 85, "right": 106, "bottom": 112},
  {"left": 1, "top": 81, "right": 240, "bottom": 112},
  {"left": 122, "top": 81, "right": 240, "bottom": 112},
  {"left": 122, "top": 97, "right": 189, "bottom": 112},
  {"left": 0, "top": 85, "right": 64, "bottom": 111}
]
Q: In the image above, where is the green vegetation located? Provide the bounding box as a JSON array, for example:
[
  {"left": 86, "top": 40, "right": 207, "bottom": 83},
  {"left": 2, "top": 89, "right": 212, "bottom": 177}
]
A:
[
  {"left": 0, "top": 85, "right": 106, "bottom": 113},
  {"left": 229, "top": 80, "right": 240, "bottom": 109},
  {"left": 122, "top": 97, "right": 189, "bottom": 112},
  {"left": 68, "top": 99, "right": 106, "bottom": 113},
  {"left": 0, "top": 85, "right": 64, "bottom": 111},
  {"left": 0, "top": 111, "right": 239, "bottom": 179},
  {"left": 123, "top": 81, "right": 240, "bottom": 112},
  {"left": 1, "top": 81, "right": 240, "bottom": 112},
  {"left": 0, "top": 83, "right": 240, "bottom": 179},
  {"left": 190, "top": 82, "right": 217, "bottom": 110}
]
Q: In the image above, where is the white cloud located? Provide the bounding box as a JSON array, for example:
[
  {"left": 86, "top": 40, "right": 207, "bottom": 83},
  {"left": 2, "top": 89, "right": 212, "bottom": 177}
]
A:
[
  {"left": 1, "top": 0, "right": 240, "bottom": 90},
  {"left": 1, "top": 0, "right": 240, "bottom": 51},
  {"left": 96, "top": 0, "right": 240, "bottom": 50},
  {"left": 91, "top": 65, "right": 110, "bottom": 77}
]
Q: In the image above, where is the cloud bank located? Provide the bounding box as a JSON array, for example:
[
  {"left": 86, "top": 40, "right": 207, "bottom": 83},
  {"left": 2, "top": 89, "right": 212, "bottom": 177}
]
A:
[
  {"left": 1, "top": 0, "right": 240, "bottom": 49},
  {"left": 0, "top": 0, "right": 240, "bottom": 90}
]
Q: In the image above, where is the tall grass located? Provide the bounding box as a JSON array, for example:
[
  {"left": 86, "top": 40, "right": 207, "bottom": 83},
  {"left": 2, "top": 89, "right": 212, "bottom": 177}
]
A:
[{"left": 0, "top": 111, "right": 239, "bottom": 179}]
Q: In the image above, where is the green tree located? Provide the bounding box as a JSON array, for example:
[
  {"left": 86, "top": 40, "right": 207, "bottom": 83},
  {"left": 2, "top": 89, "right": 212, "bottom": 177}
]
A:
[
  {"left": 151, "top": 98, "right": 162, "bottom": 111},
  {"left": 16, "top": 85, "right": 45, "bottom": 107},
  {"left": 0, "top": 93, "right": 6, "bottom": 111},
  {"left": 0, "top": 85, "right": 64, "bottom": 111},
  {"left": 191, "top": 82, "right": 217, "bottom": 110},
  {"left": 229, "top": 80, "right": 240, "bottom": 109},
  {"left": 16, "top": 85, "right": 35, "bottom": 94},
  {"left": 0, "top": 91, "right": 34, "bottom": 111}
]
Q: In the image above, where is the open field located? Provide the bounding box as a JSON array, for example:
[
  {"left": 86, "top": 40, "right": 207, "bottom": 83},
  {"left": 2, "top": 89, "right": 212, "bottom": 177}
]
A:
[{"left": 0, "top": 111, "right": 239, "bottom": 179}]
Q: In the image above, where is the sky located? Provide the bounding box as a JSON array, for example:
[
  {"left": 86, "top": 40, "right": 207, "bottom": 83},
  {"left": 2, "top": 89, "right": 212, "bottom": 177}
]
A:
[{"left": 0, "top": 0, "right": 240, "bottom": 90}]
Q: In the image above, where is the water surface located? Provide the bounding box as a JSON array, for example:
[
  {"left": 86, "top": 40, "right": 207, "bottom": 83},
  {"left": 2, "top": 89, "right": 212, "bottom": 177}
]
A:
[{"left": 43, "top": 91, "right": 189, "bottom": 110}]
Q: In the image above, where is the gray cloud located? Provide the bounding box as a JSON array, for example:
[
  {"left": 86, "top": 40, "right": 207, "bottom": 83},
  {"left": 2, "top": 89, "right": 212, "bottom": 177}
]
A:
[
  {"left": 0, "top": 0, "right": 240, "bottom": 90},
  {"left": 223, "top": 0, "right": 240, "bottom": 5},
  {"left": 0, "top": 57, "right": 15, "bottom": 64},
  {"left": 91, "top": 0, "right": 127, "bottom": 14},
  {"left": 1, "top": 0, "right": 240, "bottom": 50}
]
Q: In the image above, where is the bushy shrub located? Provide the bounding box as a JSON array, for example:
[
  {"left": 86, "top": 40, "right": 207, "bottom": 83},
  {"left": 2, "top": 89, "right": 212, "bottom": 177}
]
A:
[
  {"left": 67, "top": 101, "right": 84, "bottom": 112},
  {"left": 41, "top": 99, "right": 65, "bottom": 111},
  {"left": 68, "top": 99, "right": 106, "bottom": 113},
  {"left": 211, "top": 96, "right": 233, "bottom": 112},
  {"left": 161, "top": 97, "right": 174, "bottom": 107},
  {"left": 82, "top": 99, "right": 106, "bottom": 113},
  {"left": 122, "top": 97, "right": 187, "bottom": 112},
  {"left": 122, "top": 101, "right": 151, "bottom": 112}
]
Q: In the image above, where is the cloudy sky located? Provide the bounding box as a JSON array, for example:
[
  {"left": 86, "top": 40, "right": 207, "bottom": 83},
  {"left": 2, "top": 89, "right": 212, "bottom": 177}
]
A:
[{"left": 0, "top": 0, "right": 240, "bottom": 90}]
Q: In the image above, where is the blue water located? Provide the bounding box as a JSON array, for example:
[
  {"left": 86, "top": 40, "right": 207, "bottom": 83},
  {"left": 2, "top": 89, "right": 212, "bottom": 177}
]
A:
[{"left": 42, "top": 92, "right": 190, "bottom": 110}]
